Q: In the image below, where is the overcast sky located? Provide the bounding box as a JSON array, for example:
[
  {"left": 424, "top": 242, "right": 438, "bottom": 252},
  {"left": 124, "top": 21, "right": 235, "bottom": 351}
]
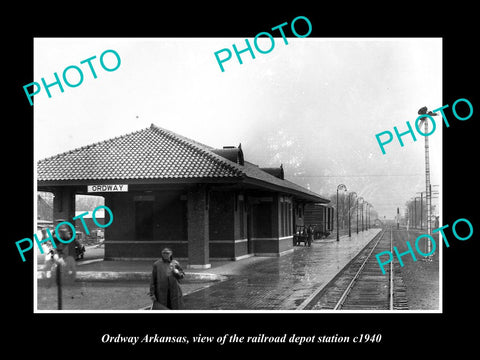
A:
[{"left": 34, "top": 37, "right": 442, "bottom": 219}]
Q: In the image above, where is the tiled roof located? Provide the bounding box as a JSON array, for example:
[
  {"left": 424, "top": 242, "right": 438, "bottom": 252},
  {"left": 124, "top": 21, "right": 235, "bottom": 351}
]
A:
[
  {"left": 37, "top": 124, "right": 328, "bottom": 202},
  {"left": 38, "top": 124, "right": 244, "bottom": 181}
]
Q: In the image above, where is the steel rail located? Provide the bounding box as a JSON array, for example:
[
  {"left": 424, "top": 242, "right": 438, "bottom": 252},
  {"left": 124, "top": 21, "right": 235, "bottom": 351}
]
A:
[{"left": 333, "top": 228, "right": 387, "bottom": 310}]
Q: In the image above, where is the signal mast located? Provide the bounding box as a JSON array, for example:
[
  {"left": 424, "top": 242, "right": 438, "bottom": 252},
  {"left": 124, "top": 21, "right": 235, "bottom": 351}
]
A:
[{"left": 417, "top": 106, "right": 438, "bottom": 261}]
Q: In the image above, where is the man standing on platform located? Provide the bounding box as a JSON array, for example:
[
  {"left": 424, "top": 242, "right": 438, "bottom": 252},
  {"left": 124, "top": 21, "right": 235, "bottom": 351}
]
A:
[{"left": 149, "top": 248, "right": 185, "bottom": 310}]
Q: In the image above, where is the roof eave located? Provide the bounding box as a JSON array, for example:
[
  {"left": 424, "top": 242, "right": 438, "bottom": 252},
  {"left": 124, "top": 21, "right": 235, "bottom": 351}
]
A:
[
  {"left": 241, "top": 177, "right": 329, "bottom": 203},
  {"left": 37, "top": 176, "right": 243, "bottom": 188}
]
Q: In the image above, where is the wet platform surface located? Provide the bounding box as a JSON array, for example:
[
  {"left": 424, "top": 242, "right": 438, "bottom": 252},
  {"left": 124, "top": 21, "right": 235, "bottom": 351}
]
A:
[
  {"left": 183, "top": 228, "right": 381, "bottom": 310},
  {"left": 38, "top": 228, "right": 381, "bottom": 310}
]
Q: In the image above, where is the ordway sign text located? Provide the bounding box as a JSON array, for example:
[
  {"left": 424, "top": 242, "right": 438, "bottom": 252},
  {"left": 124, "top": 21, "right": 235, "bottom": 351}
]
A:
[{"left": 88, "top": 184, "right": 128, "bottom": 193}]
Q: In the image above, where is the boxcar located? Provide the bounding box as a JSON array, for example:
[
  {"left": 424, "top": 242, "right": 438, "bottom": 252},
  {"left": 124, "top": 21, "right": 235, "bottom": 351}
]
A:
[{"left": 303, "top": 203, "right": 334, "bottom": 239}]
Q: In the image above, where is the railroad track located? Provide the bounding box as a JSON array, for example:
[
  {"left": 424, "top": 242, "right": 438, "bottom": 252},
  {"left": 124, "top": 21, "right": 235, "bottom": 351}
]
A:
[{"left": 307, "top": 227, "right": 408, "bottom": 310}]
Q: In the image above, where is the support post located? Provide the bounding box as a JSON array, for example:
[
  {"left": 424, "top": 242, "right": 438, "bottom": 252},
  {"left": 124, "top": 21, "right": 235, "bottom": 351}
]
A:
[{"left": 187, "top": 185, "right": 211, "bottom": 269}]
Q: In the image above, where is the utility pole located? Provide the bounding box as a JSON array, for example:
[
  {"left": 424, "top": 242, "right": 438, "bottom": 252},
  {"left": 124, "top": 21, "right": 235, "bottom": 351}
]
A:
[
  {"left": 365, "top": 202, "right": 369, "bottom": 231},
  {"left": 348, "top": 193, "right": 351, "bottom": 237},
  {"left": 413, "top": 197, "right": 417, "bottom": 229},
  {"left": 336, "top": 184, "right": 347, "bottom": 241},
  {"left": 420, "top": 192, "right": 423, "bottom": 230},
  {"left": 396, "top": 207, "right": 399, "bottom": 230},
  {"left": 356, "top": 197, "right": 359, "bottom": 234},
  {"left": 348, "top": 192, "right": 356, "bottom": 237},
  {"left": 415, "top": 191, "right": 428, "bottom": 230}
]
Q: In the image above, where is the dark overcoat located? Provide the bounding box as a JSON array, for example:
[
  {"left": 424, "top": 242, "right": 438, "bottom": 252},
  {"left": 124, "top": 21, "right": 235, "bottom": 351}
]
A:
[{"left": 149, "top": 259, "right": 185, "bottom": 310}]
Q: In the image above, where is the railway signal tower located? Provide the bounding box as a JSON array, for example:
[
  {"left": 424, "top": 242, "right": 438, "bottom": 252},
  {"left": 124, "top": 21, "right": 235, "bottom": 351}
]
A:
[{"left": 417, "top": 106, "right": 438, "bottom": 261}]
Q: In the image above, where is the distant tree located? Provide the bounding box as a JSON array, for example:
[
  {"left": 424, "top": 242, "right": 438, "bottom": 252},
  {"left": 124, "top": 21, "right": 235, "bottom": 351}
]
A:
[
  {"left": 404, "top": 198, "right": 427, "bottom": 229},
  {"left": 37, "top": 192, "right": 104, "bottom": 219},
  {"left": 75, "top": 195, "right": 104, "bottom": 210},
  {"left": 37, "top": 194, "right": 53, "bottom": 220}
]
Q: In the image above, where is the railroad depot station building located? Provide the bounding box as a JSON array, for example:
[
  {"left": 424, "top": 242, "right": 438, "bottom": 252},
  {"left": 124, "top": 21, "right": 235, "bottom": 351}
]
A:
[{"left": 37, "top": 124, "right": 331, "bottom": 268}]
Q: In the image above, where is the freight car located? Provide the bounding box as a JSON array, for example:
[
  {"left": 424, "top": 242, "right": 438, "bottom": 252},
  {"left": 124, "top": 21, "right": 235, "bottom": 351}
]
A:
[{"left": 303, "top": 203, "right": 334, "bottom": 239}]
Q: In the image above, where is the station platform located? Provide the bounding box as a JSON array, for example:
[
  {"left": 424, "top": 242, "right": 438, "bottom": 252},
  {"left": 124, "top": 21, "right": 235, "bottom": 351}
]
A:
[
  {"left": 38, "top": 228, "right": 381, "bottom": 310},
  {"left": 182, "top": 228, "right": 381, "bottom": 310}
]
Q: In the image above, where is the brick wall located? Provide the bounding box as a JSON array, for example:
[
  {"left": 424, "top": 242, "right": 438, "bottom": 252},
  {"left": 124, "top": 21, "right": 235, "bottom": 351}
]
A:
[
  {"left": 104, "top": 191, "right": 188, "bottom": 259},
  {"left": 187, "top": 185, "right": 209, "bottom": 267},
  {"left": 209, "top": 191, "right": 234, "bottom": 240}
]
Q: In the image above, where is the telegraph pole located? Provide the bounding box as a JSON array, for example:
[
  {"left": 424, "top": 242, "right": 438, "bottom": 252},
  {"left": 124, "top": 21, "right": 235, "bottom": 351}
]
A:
[
  {"left": 336, "top": 184, "right": 347, "bottom": 241},
  {"left": 396, "top": 207, "right": 399, "bottom": 230},
  {"left": 420, "top": 192, "right": 423, "bottom": 230},
  {"left": 348, "top": 192, "right": 356, "bottom": 237}
]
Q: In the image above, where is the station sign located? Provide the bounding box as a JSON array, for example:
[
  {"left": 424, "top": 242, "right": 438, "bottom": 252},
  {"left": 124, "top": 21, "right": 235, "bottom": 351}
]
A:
[{"left": 87, "top": 184, "right": 128, "bottom": 193}]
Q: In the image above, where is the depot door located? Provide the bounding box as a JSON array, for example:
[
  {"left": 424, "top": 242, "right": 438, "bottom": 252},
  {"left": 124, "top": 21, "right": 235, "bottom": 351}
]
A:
[{"left": 135, "top": 201, "right": 154, "bottom": 240}]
